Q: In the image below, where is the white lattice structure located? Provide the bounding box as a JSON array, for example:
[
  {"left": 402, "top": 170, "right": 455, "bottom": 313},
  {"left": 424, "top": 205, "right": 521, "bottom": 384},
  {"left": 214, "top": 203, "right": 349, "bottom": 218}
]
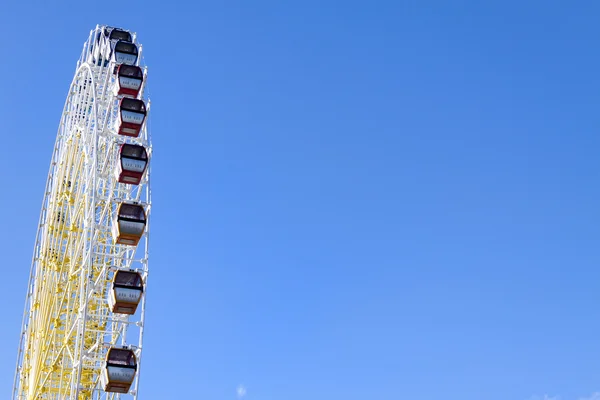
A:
[{"left": 13, "top": 24, "right": 152, "bottom": 400}]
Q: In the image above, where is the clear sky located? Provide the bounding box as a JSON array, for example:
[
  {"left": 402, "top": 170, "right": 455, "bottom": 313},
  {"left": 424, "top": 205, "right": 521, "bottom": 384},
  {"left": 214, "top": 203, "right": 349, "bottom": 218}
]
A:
[{"left": 0, "top": 1, "right": 599, "bottom": 399}]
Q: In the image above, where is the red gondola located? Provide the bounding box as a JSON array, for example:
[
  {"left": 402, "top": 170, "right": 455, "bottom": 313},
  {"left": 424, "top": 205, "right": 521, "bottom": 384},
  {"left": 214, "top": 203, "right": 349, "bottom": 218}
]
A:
[
  {"left": 116, "top": 144, "right": 148, "bottom": 185},
  {"left": 116, "top": 98, "right": 146, "bottom": 137},
  {"left": 101, "top": 347, "right": 137, "bottom": 393},
  {"left": 112, "top": 203, "right": 146, "bottom": 246},
  {"left": 109, "top": 270, "right": 144, "bottom": 315},
  {"left": 114, "top": 65, "right": 143, "bottom": 98}
]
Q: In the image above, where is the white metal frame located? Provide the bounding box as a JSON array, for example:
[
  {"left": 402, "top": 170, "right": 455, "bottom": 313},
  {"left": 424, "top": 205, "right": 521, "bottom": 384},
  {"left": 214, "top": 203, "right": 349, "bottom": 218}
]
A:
[{"left": 13, "top": 25, "right": 152, "bottom": 400}]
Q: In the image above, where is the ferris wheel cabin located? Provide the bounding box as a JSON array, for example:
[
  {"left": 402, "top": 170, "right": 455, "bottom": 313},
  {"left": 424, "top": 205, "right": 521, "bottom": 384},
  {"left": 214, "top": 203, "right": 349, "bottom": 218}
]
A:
[
  {"left": 101, "top": 347, "right": 137, "bottom": 393},
  {"left": 112, "top": 203, "right": 146, "bottom": 246},
  {"left": 116, "top": 144, "right": 148, "bottom": 185},
  {"left": 106, "top": 27, "right": 132, "bottom": 42},
  {"left": 116, "top": 98, "right": 146, "bottom": 137},
  {"left": 113, "top": 40, "right": 138, "bottom": 65},
  {"left": 109, "top": 270, "right": 144, "bottom": 315},
  {"left": 114, "top": 65, "right": 144, "bottom": 98}
]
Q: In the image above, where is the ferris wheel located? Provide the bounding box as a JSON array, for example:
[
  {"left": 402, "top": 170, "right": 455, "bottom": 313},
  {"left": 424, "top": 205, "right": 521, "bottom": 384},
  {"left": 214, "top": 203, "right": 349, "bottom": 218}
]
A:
[{"left": 12, "top": 25, "right": 153, "bottom": 400}]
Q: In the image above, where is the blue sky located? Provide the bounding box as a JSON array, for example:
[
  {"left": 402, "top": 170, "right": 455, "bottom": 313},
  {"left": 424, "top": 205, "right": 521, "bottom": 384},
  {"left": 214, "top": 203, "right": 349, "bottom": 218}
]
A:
[{"left": 1, "top": 1, "right": 600, "bottom": 399}]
